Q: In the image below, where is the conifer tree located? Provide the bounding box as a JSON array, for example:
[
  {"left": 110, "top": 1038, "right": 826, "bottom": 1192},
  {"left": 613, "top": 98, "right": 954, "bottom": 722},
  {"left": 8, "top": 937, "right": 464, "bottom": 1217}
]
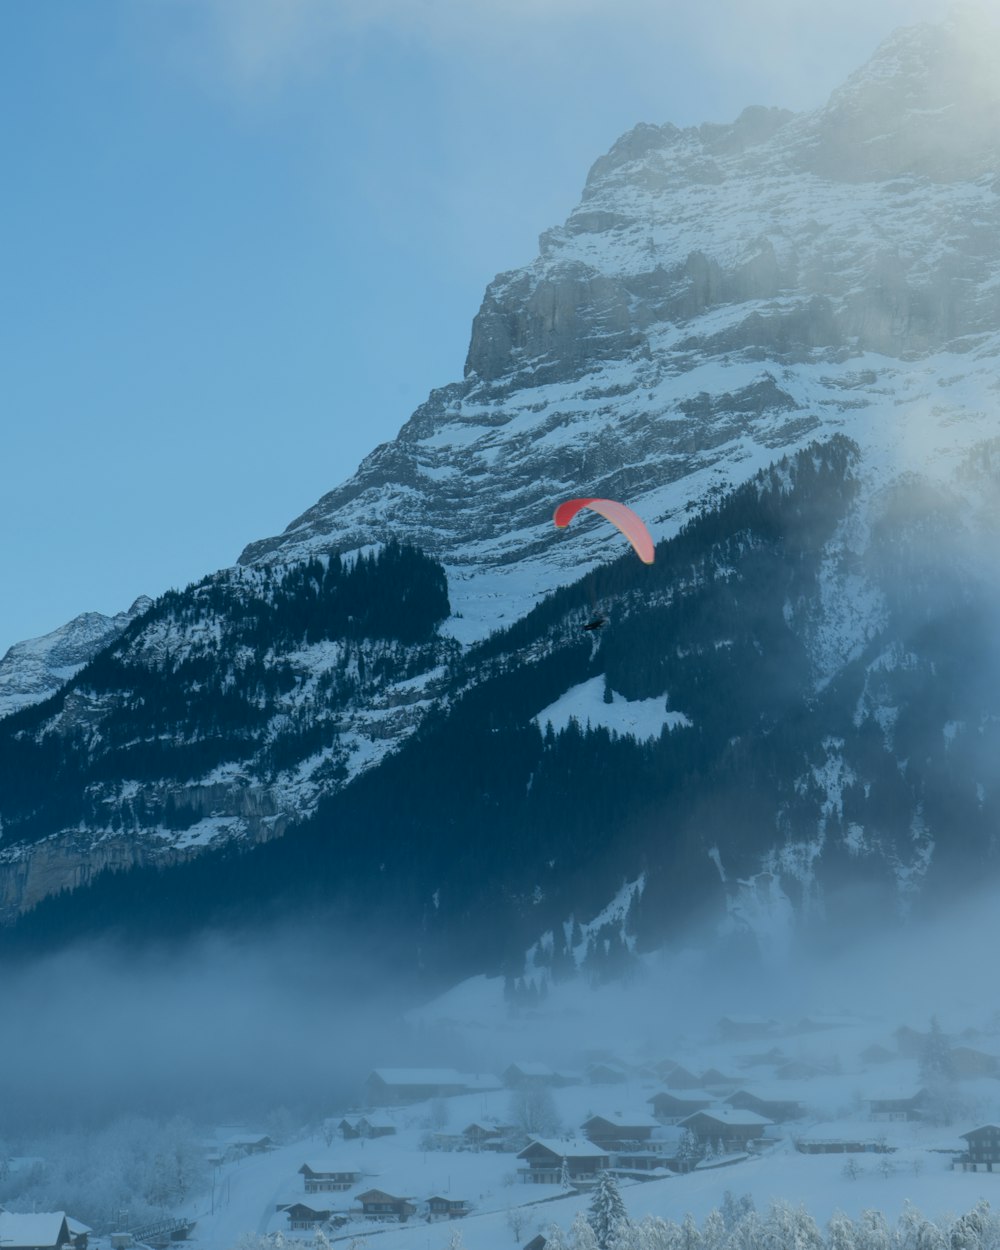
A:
[{"left": 588, "top": 1171, "right": 628, "bottom": 1250}]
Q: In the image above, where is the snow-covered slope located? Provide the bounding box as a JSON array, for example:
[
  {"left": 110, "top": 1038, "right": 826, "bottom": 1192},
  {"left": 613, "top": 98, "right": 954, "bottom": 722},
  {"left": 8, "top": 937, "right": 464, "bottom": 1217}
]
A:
[{"left": 0, "top": 597, "right": 152, "bottom": 721}]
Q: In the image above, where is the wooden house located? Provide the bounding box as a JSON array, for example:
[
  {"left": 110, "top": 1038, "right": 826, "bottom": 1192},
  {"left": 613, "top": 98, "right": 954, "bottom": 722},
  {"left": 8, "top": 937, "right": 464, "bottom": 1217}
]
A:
[
  {"left": 426, "top": 1196, "right": 471, "bottom": 1220},
  {"left": 503, "top": 1062, "right": 575, "bottom": 1088},
  {"left": 700, "top": 1069, "right": 739, "bottom": 1091},
  {"left": 648, "top": 1089, "right": 714, "bottom": 1122},
  {"left": 893, "top": 1026, "right": 929, "bottom": 1057},
  {"left": 365, "top": 1069, "right": 468, "bottom": 1106},
  {"left": 298, "top": 1162, "right": 362, "bottom": 1192},
  {"left": 338, "top": 1117, "right": 362, "bottom": 1139},
  {"left": 0, "top": 1214, "right": 72, "bottom": 1250},
  {"left": 585, "top": 1063, "right": 628, "bottom": 1085},
  {"left": 463, "top": 1120, "right": 516, "bottom": 1150},
  {"left": 951, "top": 1047, "right": 999, "bottom": 1078},
  {"left": 737, "top": 1046, "right": 786, "bottom": 1069},
  {"left": 958, "top": 1125, "right": 1000, "bottom": 1172},
  {"left": 677, "top": 1109, "right": 772, "bottom": 1152},
  {"left": 725, "top": 1089, "right": 805, "bottom": 1123},
  {"left": 355, "top": 1189, "right": 416, "bottom": 1222},
  {"left": 356, "top": 1114, "right": 396, "bottom": 1138},
  {"left": 516, "top": 1138, "right": 609, "bottom": 1184},
  {"left": 867, "top": 1089, "right": 929, "bottom": 1122},
  {"left": 580, "top": 1113, "right": 661, "bottom": 1150},
  {"left": 663, "top": 1065, "right": 703, "bottom": 1090},
  {"left": 794, "top": 1122, "right": 892, "bottom": 1155},
  {"left": 280, "top": 1203, "right": 333, "bottom": 1230},
  {"left": 223, "top": 1133, "right": 273, "bottom": 1159}
]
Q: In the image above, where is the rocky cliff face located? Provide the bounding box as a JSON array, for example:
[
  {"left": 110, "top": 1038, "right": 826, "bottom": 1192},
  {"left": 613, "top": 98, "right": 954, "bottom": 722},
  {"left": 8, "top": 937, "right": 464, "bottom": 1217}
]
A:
[
  {"left": 2, "top": 13, "right": 1000, "bottom": 954},
  {"left": 239, "top": 12, "right": 1000, "bottom": 644}
]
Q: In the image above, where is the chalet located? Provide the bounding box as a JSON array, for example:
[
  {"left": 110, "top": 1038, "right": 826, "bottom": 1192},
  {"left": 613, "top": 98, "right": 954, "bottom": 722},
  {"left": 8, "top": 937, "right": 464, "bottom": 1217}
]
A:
[
  {"left": 298, "top": 1162, "right": 362, "bottom": 1192},
  {"left": 581, "top": 1113, "right": 661, "bottom": 1150},
  {"left": 717, "top": 1016, "right": 779, "bottom": 1042},
  {"left": 663, "top": 1065, "right": 703, "bottom": 1090},
  {"left": 503, "top": 1062, "right": 575, "bottom": 1088},
  {"left": 516, "top": 1138, "right": 609, "bottom": 1185},
  {"left": 957, "top": 1125, "right": 1000, "bottom": 1172},
  {"left": 894, "top": 1026, "right": 929, "bottom": 1057},
  {"left": 0, "top": 1213, "right": 72, "bottom": 1250},
  {"left": 651, "top": 1059, "right": 681, "bottom": 1080},
  {"left": 585, "top": 1063, "right": 628, "bottom": 1085},
  {"left": 280, "top": 1203, "right": 333, "bottom": 1230},
  {"left": 65, "top": 1220, "right": 90, "bottom": 1250},
  {"left": 223, "top": 1133, "right": 273, "bottom": 1158},
  {"left": 678, "top": 1109, "right": 772, "bottom": 1152},
  {"left": 951, "top": 1048, "right": 999, "bottom": 1078},
  {"left": 338, "top": 1117, "right": 362, "bottom": 1139},
  {"left": 426, "top": 1196, "right": 471, "bottom": 1220},
  {"left": 725, "top": 1090, "right": 805, "bottom": 1123},
  {"left": 355, "top": 1189, "right": 416, "bottom": 1222},
  {"left": 648, "top": 1089, "right": 714, "bottom": 1122},
  {"left": 356, "top": 1115, "right": 396, "bottom": 1138},
  {"left": 365, "top": 1069, "right": 468, "bottom": 1105},
  {"left": 794, "top": 1121, "right": 892, "bottom": 1155},
  {"left": 700, "top": 1069, "right": 739, "bottom": 1091},
  {"left": 867, "top": 1089, "right": 929, "bottom": 1122},
  {"left": 463, "top": 1120, "right": 516, "bottom": 1150},
  {"left": 612, "top": 1152, "right": 674, "bottom": 1179}
]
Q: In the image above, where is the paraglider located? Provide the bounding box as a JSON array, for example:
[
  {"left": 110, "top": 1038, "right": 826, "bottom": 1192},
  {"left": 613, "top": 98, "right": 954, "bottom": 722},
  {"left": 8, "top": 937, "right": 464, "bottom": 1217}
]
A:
[
  {"left": 553, "top": 497, "right": 654, "bottom": 632},
  {"left": 552, "top": 497, "right": 655, "bottom": 565}
]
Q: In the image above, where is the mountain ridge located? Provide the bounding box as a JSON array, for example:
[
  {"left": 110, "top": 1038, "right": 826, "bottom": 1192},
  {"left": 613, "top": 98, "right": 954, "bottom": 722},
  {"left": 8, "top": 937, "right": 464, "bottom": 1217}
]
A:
[{"left": 1, "top": 13, "right": 999, "bottom": 977}]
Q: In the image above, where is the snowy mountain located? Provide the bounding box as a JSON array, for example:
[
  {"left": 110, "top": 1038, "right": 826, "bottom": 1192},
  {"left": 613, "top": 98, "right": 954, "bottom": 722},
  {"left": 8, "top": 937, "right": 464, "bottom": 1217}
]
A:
[
  {"left": 0, "top": 597, "right": 152, "bottom": 721},
  {"left": 1, "top": 11, "right": 999, "bottom": 978}
]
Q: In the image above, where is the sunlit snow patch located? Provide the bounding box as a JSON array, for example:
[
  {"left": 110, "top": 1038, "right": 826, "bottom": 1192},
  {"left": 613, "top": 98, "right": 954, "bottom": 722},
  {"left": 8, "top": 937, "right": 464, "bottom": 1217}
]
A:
[{"left": 533, "top": 675, "right": 691, "bottom": 742}]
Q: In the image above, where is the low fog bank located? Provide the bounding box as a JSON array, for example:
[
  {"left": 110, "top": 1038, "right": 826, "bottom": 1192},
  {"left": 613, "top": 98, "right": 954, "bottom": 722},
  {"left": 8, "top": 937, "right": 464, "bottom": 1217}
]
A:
[
  {"left": 5, "top": 875, "right": 1000, "bottom": 1136},
  {"left": 404, "top": 877, "right": 1000, "bottom": 1082},
  {"left": 0, "top": 917, "right": 435, "bottom": 1135}
]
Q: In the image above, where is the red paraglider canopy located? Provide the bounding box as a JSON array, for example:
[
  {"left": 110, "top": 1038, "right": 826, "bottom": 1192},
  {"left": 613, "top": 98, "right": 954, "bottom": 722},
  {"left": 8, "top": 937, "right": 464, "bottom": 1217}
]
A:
[{"left": 553, "top": 497, "right": 655, "bottom": 564}]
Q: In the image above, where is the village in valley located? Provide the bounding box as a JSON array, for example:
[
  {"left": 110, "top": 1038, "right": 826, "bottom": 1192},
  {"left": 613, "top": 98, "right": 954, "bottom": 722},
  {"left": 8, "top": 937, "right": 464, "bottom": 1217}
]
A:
[{"left": 9, "top": 1003, "right": 1000, "bottom": 1250}]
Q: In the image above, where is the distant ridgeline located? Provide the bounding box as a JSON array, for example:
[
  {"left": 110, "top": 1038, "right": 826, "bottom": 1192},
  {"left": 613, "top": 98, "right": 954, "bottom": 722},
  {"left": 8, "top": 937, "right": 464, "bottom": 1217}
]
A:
[{"left": 4, "top": 434, "right": 998, "bottom": 986}]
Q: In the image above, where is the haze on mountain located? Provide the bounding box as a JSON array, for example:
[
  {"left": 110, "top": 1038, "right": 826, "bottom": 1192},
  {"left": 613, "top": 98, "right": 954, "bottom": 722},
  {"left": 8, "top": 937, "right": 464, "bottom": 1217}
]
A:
[{"left": 1, "top": 8, "right": 1000, "bottom": 1131}]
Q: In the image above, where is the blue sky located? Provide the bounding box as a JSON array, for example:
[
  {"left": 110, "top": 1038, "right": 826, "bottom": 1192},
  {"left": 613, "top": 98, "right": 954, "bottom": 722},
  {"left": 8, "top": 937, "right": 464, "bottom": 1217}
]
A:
[{"left": 1, "top": 0, "right": 949, "bottom": 656}]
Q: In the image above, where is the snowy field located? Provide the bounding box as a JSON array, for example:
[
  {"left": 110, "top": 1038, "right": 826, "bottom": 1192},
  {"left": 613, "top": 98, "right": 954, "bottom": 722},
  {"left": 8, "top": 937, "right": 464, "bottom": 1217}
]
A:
[{"left": 161, "top": 980, "right": 1000, "bottom": 1250}]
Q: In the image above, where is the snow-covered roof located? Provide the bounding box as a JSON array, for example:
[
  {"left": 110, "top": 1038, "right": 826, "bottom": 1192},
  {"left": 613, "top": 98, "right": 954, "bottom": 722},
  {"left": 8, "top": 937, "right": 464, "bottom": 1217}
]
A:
[
  {"left": 360, "top": 1114, "right": 396, "bottom": 1128},
  {"left": 725, "top": 1086, "right": 806, "bottom": 1104},
  {"left": 518, "top": 1136, "right": 607, "bottom": 1159},
  {"left": 0, "top": 1212, "right": 69, "bottom": 1249},
  {"left": 370, "top": 1068, "right": 468, "bottom": 1085},
  {"left": 298, "top": 1160, "right": 362, "bottom": 1174},
  {"left": 960, "top": 1124, "right": 1000, "bottom": 1140},
  {"left": 866, "top": 1086, "right": 928, "bottom": 1102},
  {"left": 648, "top": 1086, "right": 716, "bottom": 1102},
  {"left": 680, "top": 1108, "right": 773, "bottom": 1127},
  {"left": 795, "top": 1118, "right": 890, "bottom": 1143},
  {"left": 582, "top": 1111, "right": 662, "bottom": 1130}
]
